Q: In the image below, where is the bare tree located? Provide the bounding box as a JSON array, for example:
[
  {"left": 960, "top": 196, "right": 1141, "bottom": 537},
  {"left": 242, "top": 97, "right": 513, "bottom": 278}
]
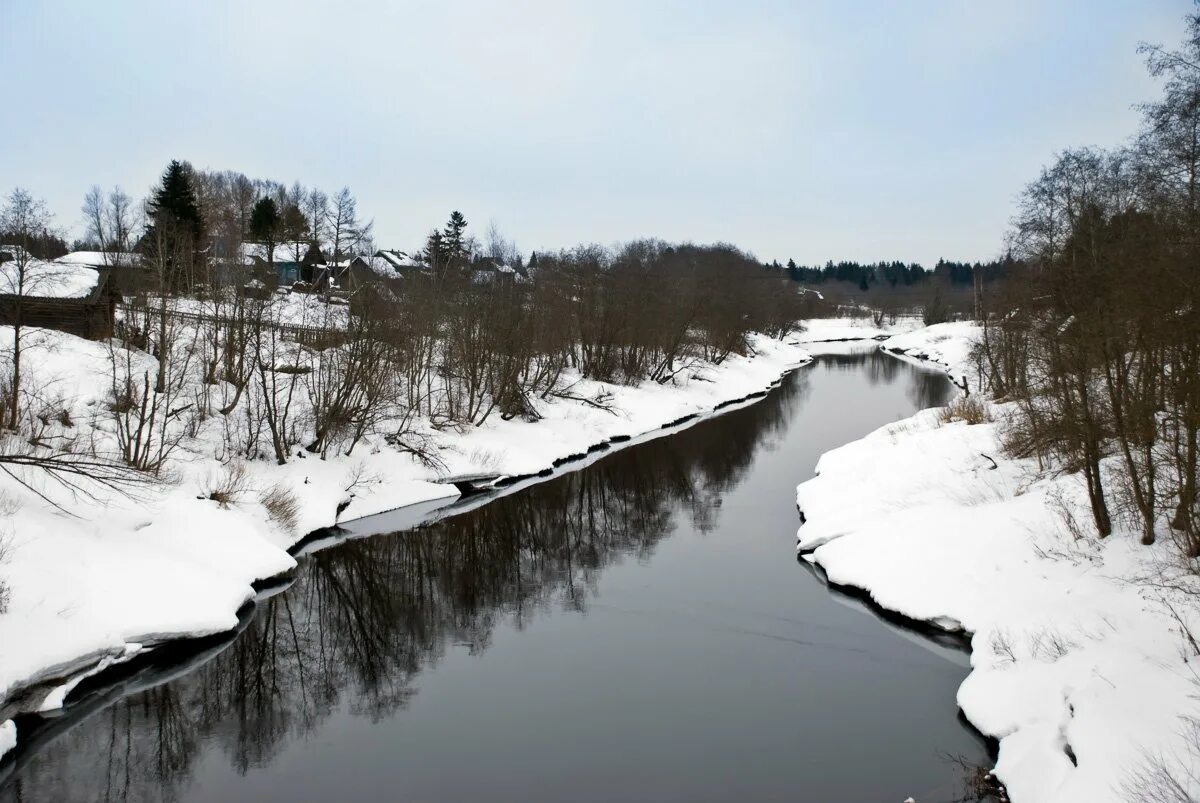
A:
[
  {"left": 326, "top": 187, "right": 372, "bottom": 263},
  {"left": 0, "top": 188, "right": 64, "bottom": 430},
  {"left": 303, "top": 188, "right": 329, "bottom": 248},
  {"left": 82, "top": 185, "right": 138, "bottom": 268}
]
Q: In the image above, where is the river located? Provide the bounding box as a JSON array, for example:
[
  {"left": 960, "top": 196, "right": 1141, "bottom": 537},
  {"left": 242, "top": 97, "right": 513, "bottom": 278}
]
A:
[{"left": 0, "top": 349, "right": 992, "bottom": 802}]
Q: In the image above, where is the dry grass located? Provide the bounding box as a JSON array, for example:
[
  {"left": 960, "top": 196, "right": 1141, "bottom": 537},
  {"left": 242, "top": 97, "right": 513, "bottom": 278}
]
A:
[
  {"left": 204, "top": 461, "right": 251, "bottom": 507},
  {"left": 259, "top": 483, "right": 300, "bottom": 533},
  {"left": 939, "top": 395, "right": 992, "bottom": 426},
  {"left": 0, "top": 491, "right": 20, "bottom": 614}
]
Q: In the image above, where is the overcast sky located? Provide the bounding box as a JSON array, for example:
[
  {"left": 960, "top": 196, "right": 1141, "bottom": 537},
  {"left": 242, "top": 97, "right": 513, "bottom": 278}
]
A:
[{"left": 0, "top": 0, "right": 1190, "bottom": 265}]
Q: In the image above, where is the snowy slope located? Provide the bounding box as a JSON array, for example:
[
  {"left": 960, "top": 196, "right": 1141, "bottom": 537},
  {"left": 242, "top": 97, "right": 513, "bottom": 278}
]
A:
[
  {"left": 879, "top": 320, "right": 977, "bottom": 388},
  {"left": 797, "top": 323, "right": 1200, "bottom": 802}
]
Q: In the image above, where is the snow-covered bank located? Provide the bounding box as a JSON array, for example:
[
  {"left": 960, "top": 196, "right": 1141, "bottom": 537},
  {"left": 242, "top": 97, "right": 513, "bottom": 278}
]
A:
[
  {"left": 797, "top": 324, "right": 1200, "bottom": 802},
  {"left": 0, "top": 327, "right": 812, "bottom": 751},
  {"left": 878, "top": 320, "right": 976, "bottom": 389},
  {"left": 0, "top": 720, "right": 13, "bottom": 763},
  {"left": 793, "top": 315, "right": 921, "bottom": 345}
]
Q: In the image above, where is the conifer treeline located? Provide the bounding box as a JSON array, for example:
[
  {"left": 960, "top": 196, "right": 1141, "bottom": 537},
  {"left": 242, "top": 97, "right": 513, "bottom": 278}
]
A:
[{"left": 770, "top": 256, "right": 1016, "bottom": 290}]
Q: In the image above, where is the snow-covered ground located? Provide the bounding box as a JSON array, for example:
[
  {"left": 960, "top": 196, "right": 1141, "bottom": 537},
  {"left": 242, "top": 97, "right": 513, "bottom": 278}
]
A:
[
  {"left": 147, "top": 290, "right": 350, "bottom": 330},
  {"left": 0, "top": 324, "right": 813, "bottom": 755},
  {"left": 797, "top": 323, "right": 1200, "bottom": 802},
  {"left": 879, "top": 320, "right": 977, "bottom": 388},
  {"left": 793, "top": 314, "right": 922, "bottom": 344}
]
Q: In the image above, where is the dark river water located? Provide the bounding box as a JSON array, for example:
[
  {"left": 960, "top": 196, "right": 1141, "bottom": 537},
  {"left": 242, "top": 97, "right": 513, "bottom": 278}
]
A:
[{"left": 0, "top": 350, "right": 991, "bottom": 803}]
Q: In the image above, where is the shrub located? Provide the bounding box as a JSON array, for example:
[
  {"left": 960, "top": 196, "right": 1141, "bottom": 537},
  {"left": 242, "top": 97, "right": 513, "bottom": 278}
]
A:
[
  {"left": 260, "top": 483, "right": 300, "bottom": 532},
  {"left": 204, "top": 461, "right": 251, "bottom": 507},
  {"left": 939, "top": 395, "right": 991, "bottom": 426}
]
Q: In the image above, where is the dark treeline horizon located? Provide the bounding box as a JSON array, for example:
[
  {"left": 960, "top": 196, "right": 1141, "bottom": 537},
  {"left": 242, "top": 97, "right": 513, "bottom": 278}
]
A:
[{"left": 769, "top": 256, "right": 1016, "bottom": 291}]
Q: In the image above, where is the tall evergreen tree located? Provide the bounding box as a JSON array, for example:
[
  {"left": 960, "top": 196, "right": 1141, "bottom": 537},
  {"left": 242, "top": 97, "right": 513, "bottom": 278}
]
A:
[
  {"left": 786, "top": 258, "right": 801, "bottom": 282},
  {"left": 443, "top": 211, "right": 468, "bottom": 266},
  {"left": 145, "top": 159, "right": 205, "bottom": 292},
  {"left": 249, "top": 196, "right": 281, "bottom": 269},
  {"left": 146, "top": 160, "right": 203, "bottom": 240},
  {"left": 424, "top": 229, "right": 448, "bottom": 272}
]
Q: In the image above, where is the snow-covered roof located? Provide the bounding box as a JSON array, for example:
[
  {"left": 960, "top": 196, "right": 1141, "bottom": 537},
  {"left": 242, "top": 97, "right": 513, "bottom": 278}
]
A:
[
  {"left": 56, "top": 251, "right": 141, "bottom": 268},
  {"left": 239, "top": 242, "right": 314, "bottom": 266},
  {"left": 0, "top": 259, "right": 100, "bottom": 299},
  {"left": 376, "top": 249, "right": 427, "bottom": 272},
  {"left": 470, "top": 259, "right": 528, "bottom": 283}
]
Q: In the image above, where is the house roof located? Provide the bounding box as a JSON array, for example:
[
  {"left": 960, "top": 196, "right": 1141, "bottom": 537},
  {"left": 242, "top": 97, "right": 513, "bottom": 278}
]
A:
[
  {"left": 471, "top": 257, "right": 528, "bottom": 282},
  {"left": 56, "top": 251, "right": 141, "bottom": 268},
  {"left": 375, "top": 249, "right": 428, "bottom": 274},
  {"left": 0, "top": 259, "right": 103, "bottom": 300}
]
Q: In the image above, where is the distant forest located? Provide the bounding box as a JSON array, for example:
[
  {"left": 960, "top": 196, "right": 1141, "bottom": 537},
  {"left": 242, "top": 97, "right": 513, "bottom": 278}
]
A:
[{"left": 766, "top": 256, "right": 1016, "bottom": 291}]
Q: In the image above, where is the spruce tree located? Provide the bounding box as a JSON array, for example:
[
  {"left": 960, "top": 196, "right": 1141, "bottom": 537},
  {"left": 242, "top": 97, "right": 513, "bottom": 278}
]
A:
[
  {"left": 249, "top": 197, "right": 281, "bottom": 268},
  {"left": 146, "top": 160, "right": 203, "bottom": 240},
  {"left": 787, "top": 258, "right": 802, "bottom": 283},
  {"left": 424, "top": 229, "right": 447, "bottom": 271},
  {"left": 443, "top": 211, "right": 468, "bottom": 266},
  {"left": 145, "top": 159, "right": 204, "bottom": 292}
]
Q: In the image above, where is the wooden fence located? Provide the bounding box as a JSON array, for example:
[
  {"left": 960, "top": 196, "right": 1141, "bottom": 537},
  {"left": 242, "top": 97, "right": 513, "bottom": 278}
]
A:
[{"left": 119, "top": 304, "right": 351, "bottom": 350}]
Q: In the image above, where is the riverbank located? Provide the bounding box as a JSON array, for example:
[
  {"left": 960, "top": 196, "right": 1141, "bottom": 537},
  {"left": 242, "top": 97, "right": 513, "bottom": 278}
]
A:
[
  {"left": 797, "top": 323, "right": 1200, "bottom": 802},
  {"left": 1, "top": 344, "right": 990, "bottom": 802},
  {"left": 0, "top": 328, "right": 814, "bottom": 753}
]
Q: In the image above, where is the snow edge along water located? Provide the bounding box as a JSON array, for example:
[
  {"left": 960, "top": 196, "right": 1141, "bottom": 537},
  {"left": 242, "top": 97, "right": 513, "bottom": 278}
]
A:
[
  {"left": 797, "top": 321, "right": 1200, "bottom": 803},
  {"left": 0, "top": 328, "right": 844, "bottom": 766}
]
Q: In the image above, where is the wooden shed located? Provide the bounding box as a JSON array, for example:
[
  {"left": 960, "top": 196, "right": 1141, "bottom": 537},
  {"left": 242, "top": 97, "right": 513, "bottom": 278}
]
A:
[{"left": 0, "top": 267, "right": 122, "bottom": 339}]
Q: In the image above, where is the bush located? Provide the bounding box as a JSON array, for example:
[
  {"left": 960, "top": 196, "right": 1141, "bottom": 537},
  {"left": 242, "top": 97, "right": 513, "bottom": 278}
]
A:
[
  {"left": 204, "top": 461, "right": 251, "bottom": 507},
  {"left": 260, "top": 483, "right": 300, "bottom": 532},
  {"left": 939, "top": 395, "right": 991, "bottom": 425}
]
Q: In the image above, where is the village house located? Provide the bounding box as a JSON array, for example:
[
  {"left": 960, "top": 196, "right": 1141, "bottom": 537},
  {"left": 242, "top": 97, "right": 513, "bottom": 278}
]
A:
[
  {"left": 375, "top": 249, "right": 431, "bottom": 279},
  {"left": 469, "top": 255, "right": 528, "bottom": 284},
  {"left": 0, "top": 256, "right": 121, "bottom": 340},
  {"left": 312, "top": 250, "right": 430, "bottom": 293},
  {"left": 55, "top": 250, "right": 148, "bottom": 295},
  {"left": 239, "top": 242, "right": 328, "bottom": 286}
]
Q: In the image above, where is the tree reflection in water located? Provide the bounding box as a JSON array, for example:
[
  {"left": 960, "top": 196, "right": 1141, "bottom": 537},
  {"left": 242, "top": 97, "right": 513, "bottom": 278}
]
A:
[
  {"left": 824, "top": 349, "right": 949, "bottom": 410},
  {"left": 1, "top": 363, "right": 818, "bottom": 803}
]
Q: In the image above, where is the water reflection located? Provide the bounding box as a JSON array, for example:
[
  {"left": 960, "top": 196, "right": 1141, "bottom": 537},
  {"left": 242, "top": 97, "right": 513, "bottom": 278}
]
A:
[
  {"left": 822, "top": 349, "right": 949, "bottom": 410},
  {"left": 2, "top": 362, "right": 823, "bottom": 803},
  {"left": 0, "top": 362, "right": 816, "bottom": 801}
]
